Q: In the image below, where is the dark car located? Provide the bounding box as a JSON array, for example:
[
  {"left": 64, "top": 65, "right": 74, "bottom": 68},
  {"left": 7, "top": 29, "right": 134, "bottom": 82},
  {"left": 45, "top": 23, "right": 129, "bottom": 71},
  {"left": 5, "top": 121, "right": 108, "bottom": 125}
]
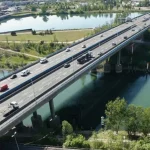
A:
[
  {"left": 64, "top": 63, "right": 70, "bottom": 68},
  {"left": 124, "top": 36, "right": 128, "bottom": 39},
  {"left": 10, "top": 74, "right": 17, "bottom": 79}
]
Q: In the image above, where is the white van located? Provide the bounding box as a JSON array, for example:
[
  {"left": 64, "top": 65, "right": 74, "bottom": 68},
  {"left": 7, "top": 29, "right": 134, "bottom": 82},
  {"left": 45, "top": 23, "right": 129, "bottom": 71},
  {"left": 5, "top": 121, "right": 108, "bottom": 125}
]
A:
[
  {"left": 10, "top": 101, "right": 19, "bottom": 109},
  {"left": 21, "top": 69, "right": 30, "bottom": 76}
]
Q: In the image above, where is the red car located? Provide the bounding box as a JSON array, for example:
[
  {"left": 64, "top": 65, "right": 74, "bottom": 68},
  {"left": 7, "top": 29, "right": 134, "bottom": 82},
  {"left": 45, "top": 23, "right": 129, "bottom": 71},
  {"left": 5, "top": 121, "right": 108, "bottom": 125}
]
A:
[{"left": 0, "top": 84, "right": 8, "bottom": 92}]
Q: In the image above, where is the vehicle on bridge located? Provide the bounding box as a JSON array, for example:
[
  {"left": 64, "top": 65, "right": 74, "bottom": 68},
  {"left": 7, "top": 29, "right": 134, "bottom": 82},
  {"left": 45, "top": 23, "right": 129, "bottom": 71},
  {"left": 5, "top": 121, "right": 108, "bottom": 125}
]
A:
[
  {"left": 21, "top": 69, "right": 30, "bottom": 76},
  {"left": 64, "top": 63, "right": 70, "bottom": 68},
  {"left": 0, "top": 84, "right": 8, "bottom": 92},
  {"left": 65, "top": 48, "right": 71, "bottom": 52},
  {"left": 10, "top": 74, "right": 17, "bottom": 79},
  {"left": 112, "top": 42, "right": 117, "bottom": 46},
  {"left": 10, "top": 101, "right": 19, "bottom": 109},
  {"left": 77, "top": 52, "right": 92, "bottom": 64},
  {"left": 40, "top": 57, "right": 48, "bottom": 64}
]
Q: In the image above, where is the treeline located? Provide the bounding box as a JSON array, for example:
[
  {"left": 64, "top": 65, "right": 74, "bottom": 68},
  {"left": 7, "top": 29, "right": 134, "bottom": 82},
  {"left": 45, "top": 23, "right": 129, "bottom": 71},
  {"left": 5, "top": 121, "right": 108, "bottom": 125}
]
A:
[{"left": 60, "top": 98, "right": 150, "bottom": 150}]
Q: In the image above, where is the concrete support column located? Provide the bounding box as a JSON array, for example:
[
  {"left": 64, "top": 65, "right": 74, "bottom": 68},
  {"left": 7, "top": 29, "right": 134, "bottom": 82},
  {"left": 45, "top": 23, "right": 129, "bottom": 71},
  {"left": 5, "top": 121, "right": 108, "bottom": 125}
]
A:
[
  {"left": 49, "top": 99, "right": 55, "bottom": 119},
  {"left": 104, "top": 59, "right": 111, "bottom": 73},
  {"left": 15, "top": 121, "right": 24, "bottom": 132},
  {"left": 116, "top": 51, "right": 122, "bottom": 73},
  {"left": 91, "top": 68, "right": 97, "bottom": 74},
  {"left": 48, "top": 99, "right": 60, "bottom": 129},
  {"left": 31, "top": 111, "right": 43, "bottom": 130}
]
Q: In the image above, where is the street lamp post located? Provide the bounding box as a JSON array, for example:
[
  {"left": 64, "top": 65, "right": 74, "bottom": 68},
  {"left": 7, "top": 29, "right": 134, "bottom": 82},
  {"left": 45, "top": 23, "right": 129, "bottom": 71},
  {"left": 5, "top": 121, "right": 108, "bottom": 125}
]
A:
[
  {"left": 12, "top": 132, "right": 20, "bottom": 150},
  {"left": 101, "top": 116, "right": 104, "bottom": 129}
]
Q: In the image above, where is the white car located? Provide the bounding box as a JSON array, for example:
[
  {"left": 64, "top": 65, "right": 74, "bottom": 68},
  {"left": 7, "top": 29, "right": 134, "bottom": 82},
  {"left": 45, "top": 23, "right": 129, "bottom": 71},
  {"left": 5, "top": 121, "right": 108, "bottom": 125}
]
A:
[
  {"left": 21, "top": 69, "right": 30, "bottom": 76},
  {"left": 10, "top": 101, "right": 19, "bottom": 109},
  {"left": 82, "top": 45, "right": 86, "bottom": 48},
  {"left": 40, "top": 57, "right": 48, "bottom": 64},
  {"left": 65, "top": 48, "right": 71, "bottom": 52}
]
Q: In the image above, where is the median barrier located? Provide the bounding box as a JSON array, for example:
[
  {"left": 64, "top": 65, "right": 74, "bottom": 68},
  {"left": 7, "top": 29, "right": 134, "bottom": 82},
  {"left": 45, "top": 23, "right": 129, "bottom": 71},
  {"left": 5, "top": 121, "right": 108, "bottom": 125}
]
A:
[
  {"left": 0, "top": 25, "right": 136, "bottom": 101},
  {"left": 0, "top": 24, "right": 149, "bottom": 126}
]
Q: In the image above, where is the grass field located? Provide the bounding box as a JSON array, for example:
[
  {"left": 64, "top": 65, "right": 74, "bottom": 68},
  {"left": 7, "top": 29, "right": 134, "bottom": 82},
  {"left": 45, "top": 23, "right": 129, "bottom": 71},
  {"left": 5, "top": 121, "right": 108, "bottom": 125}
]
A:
[{"left": 0, "top": 29, "right": 93, "bottom": 42}]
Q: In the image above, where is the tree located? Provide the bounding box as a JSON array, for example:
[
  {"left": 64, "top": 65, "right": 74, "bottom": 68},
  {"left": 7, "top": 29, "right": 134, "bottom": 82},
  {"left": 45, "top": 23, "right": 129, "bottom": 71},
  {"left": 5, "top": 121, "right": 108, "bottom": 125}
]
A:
[
  {"left": 105, "top": 97, "right": 127, "bottom": 133},
  {"left": 125, "top": 105, "right": 143, "bottom": 137},
  {"left": 140, "top": 108, "right": 150, "bottom": 136},
  {"left": 63, "top": 134, "right": 90, "bottom": 148},
  {"left": 41, "top": 6, "right": 47, "bottom": 14},
  {"left": 62, "top": 120, "right": 73, "bottom": 136},
  {"left": 31, "top": 6, "right": 37, "bottom": 11}
]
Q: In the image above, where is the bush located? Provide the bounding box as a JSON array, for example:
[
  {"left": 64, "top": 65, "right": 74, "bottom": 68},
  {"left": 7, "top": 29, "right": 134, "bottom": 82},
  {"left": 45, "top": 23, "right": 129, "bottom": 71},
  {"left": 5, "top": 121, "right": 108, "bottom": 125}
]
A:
[
  {"left": 63, "top": 134, "right": 90, "bottom": 148},
  {"left": 32, "top": 30, "right": 36, "bottom": 35},
  {"left": 11, "top": 32, "right": 17, "bottom": 36}
]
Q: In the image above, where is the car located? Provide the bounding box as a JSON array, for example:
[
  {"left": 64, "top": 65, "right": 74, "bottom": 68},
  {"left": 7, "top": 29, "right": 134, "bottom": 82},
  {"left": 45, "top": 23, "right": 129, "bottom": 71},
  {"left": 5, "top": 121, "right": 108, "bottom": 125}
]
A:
[
  {"left": 10, "top": 101, "right": 19, "bottom": 109},
  {"left": 40, "top": 57, "right": 48, "bottom": 64},
  {"left": 0, "top": 84, "right": 8, "bottom": 92},
  {"left": 98, "top": 52, "right": 103, "bottom": 56},
  {"left": 100, "top": 34, "right": 103, "bottom": 37},
  {"left": 10, "top": 74, "right": 17, "bottom": 79},
  {"left": 21, "top": 69, "right": 30, "bottom": 76},
  {"left": 132, "top": 29, "right": 135, "bottom": 31},
  {"left": 64, "top": 63, "right": 70, "bottom": 68},
  {"left": 124, "top": 36, "right": 128, "bottom": 39},
  {"left": 65, "top": 48, "right": 71, "bottom": 52},
  {"left": 112, "top": 42, "right": 117, "bottom": 46},
  {"left": 82, "top": 45, "right": 86, "bottom": 48}
]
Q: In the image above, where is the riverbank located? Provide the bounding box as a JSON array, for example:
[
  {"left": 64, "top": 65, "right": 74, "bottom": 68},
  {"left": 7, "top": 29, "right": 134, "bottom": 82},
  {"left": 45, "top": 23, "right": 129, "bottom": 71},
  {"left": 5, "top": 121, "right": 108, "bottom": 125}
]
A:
[{"left": 0, "top": 29, "right": 92, "bottom": 42}]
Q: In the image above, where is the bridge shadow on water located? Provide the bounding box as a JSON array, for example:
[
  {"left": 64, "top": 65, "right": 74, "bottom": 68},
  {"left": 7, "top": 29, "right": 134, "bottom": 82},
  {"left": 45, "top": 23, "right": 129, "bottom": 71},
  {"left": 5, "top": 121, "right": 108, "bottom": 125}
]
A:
[{"left": 55, "top": 71, "right": 149, "bottom": 130}]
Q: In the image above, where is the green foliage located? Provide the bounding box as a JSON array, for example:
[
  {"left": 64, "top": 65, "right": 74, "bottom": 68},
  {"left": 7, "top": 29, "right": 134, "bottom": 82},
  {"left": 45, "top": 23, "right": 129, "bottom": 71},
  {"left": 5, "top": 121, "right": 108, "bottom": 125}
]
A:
[
  {"left": 105, "top": 97, "right": 127, "bottom": 133},
  {"left": 62, "top": 120, "right": 73, "bottom": 136},
  {"left": 31, "top": 6, "right": 37, "bottom": 11},
  {"left": 41, "top": 5, "right": 47, "bottom": 14},
  {"left": 63, "top": 134, "right": 90, "bottom": 148}
]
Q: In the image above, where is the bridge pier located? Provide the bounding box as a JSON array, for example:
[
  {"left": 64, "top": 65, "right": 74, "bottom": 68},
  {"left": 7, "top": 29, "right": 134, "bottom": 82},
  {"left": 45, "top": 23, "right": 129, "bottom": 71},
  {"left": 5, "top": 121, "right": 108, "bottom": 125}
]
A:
[
  {"left": 115, "top": 51, "right": 122, "bottom": 73},
  {"left": 104, "top": 59, "right": 111, "bottom": 73},
  {"left": 91, "top": 68, "right": 97, "bottom": 74},
  {"left": 49, "top": 99, "right": 60, "bottom": 128},
  {"left": 15, "top": 121, "right": 24, "bottom": 132},
  {"left": 31, "top": 111, "right": 43, "bottom": 130}
]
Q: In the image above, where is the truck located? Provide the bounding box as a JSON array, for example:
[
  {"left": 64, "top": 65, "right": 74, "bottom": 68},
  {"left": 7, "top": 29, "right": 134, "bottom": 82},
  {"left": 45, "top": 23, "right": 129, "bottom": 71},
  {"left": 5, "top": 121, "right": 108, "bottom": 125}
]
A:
[{"left": 77, "top": 52, "right": 92, "bottom": 64}]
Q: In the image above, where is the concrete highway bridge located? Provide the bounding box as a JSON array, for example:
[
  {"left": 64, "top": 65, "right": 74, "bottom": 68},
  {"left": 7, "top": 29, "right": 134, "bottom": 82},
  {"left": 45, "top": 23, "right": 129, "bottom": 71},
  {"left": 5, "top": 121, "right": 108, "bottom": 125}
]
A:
[{"left": 0, "top": 13, "right": 150, "bottom": 137}]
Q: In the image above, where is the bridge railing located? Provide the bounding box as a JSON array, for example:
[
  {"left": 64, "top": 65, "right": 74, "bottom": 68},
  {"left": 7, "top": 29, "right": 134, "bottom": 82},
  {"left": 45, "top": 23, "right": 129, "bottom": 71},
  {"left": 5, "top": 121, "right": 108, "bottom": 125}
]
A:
[
  {"left": 0, "top": 25, "right": 135, "bottom": 101},
  {"left": 0, "top": 13, "right": 146, "bottom": 82}
]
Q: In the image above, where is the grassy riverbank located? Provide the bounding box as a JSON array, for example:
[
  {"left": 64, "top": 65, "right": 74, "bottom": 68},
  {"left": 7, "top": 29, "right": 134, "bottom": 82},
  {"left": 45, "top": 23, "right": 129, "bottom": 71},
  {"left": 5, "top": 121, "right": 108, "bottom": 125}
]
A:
[
  {"left": 0, "top": 50, "right": 37, "bottom": 70},
  {"left": 0, "top": 29, "right": 92, "bottom": 42}
]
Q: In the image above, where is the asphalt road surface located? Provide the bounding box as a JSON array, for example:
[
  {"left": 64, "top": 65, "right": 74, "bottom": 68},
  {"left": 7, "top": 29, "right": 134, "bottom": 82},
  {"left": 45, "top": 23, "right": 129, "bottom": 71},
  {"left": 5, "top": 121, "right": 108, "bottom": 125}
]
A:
[{"left": 0, "top": 14, "right": 148, "bottom": 97}]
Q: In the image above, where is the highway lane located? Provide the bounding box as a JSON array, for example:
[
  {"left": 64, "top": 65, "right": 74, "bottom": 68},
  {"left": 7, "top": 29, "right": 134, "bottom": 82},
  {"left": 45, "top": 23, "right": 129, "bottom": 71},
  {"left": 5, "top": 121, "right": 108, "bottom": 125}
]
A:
[
  {"left": 0, "top": 14, "right": 148, "bottom": 97},
  {"left": 0, "top": 18, "right": 149, "bottom": 121}
]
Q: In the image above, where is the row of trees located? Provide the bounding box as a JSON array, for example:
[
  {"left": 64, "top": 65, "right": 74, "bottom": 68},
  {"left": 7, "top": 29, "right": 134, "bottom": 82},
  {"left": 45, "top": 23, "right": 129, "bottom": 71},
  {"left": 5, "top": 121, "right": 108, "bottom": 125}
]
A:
[{"left": 105, "top": 97, "right": 150, "bottom": 137}]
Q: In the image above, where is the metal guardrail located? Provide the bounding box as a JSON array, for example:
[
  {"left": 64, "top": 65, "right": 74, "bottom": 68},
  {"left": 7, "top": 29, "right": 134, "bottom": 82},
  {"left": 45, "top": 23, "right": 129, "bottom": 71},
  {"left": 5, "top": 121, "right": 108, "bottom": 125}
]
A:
[
  {"left": 0, "top": 23, "right": 149, "bottom": 132},
  {"left": 0, "top": 25, "right": 135, "bottom": 101},
  {"left": 0, "top": 13, "right": 146, "bottom": 82}
]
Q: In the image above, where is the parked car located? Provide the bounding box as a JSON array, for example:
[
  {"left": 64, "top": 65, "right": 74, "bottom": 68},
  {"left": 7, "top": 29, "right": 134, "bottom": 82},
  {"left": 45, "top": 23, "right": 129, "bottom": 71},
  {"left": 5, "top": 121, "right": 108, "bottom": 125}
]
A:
[
  {"left": 65, "top": 48, "right": 71, "bottom": 52},
  {"left": 64, "top": 63, "right": 70, "bottom": 68},
  {"left": 40, "top": 57, "right": 48, "bottom": 64},
  {"left": 10, "top": 74, "right": 17, "bottom": 79},
  {"left": 21, "top": 69, "right": 30, "bottom": 76},
  {"left": 0, "top": 84, "right": 8, "bottom": 92},
  {"left": 132, "top": 29, "right": 135, "bottom": 31},
  {"left": 82, "top": 45, "right": 86, "bottom": 48}
]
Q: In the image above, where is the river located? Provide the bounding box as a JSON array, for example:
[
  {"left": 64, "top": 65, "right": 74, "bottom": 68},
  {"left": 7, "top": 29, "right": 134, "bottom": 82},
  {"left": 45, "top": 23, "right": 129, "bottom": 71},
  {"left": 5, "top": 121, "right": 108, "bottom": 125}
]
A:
[
  {"left": 0, "top": 12, "right": 143, "bottom": 32},
  {"left": 0, "top": 12, "right": 150, "bottom": 130}
]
